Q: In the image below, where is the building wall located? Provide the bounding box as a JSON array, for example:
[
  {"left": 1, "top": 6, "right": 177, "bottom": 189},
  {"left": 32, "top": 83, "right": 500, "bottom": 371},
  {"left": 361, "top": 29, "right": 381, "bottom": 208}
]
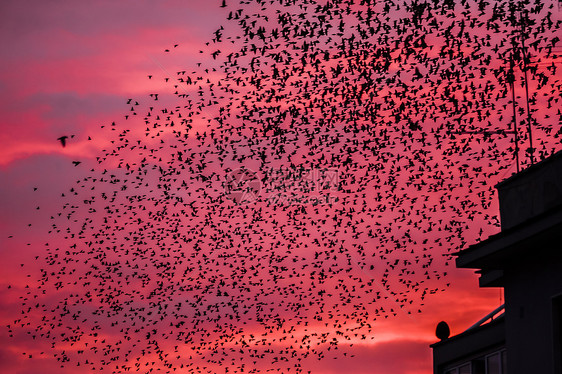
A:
[
  {"left": 497, "top": 151, "right": 562, "bottom": 231},
  {"left": 431, "top": 319, "right": 505, "bottom": 374},
  {"left": 504, "top": 258, "right": 562, "bottom": 374}
]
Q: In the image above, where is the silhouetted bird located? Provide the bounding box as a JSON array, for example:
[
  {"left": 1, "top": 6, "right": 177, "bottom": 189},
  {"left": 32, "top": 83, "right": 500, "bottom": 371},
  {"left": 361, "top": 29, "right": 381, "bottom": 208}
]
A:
[
  {"left": 8, "top": 1, "right": 562, "bottom": 373},
  {"left": 57, "top": 136, "right": 68, "bottom": 147}
]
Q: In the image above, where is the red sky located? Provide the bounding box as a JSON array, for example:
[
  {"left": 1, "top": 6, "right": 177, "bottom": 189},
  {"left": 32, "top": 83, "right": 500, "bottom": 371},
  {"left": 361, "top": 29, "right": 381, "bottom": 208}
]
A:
[{"left": 1, "top": 1, "right": 559, "bottom": 373}]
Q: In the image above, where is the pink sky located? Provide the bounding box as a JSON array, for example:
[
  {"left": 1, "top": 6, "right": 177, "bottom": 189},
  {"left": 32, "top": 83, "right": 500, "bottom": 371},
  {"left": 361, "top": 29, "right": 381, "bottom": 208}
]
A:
[{"left": 1, "top": 1, "right": 559, "bottom": 373}]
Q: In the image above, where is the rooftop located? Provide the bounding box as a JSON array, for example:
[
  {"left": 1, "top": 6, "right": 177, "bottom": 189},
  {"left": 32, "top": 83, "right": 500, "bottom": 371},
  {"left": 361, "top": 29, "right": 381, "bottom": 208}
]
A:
[{"left": 456, "top": 150, "right": 562, "bottom": 286}]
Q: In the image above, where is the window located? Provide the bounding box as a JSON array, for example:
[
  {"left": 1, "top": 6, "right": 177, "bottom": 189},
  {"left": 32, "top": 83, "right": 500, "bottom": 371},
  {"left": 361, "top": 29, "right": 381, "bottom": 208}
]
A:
[
  {"left": 485, "top": 350, "right": 507, "bottom": 374},
  {"left": 444, "top": 363, "right": 470, "bottom": 374},
  {"left": 443, "top": 349, "right": 506, "bottom": 374},
  {"left": 485, "top": 352, "right": 500, "bottom": 374},
  {"left": 501, "top": 350, "right": 507, "bottom": 374},
  {"left": 472, "top": 357, "right": 485, "bottom": 374},
  {"left": 458, "top": 363, "right": 471, "bottom": 374}
]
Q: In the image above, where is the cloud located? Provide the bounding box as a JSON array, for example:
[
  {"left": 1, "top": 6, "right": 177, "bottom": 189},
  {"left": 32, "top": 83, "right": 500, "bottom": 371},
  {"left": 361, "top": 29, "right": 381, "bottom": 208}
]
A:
[
  {"left": 0, "top": 0, "right": 229, "bottom": 166},
  {"left": 298, "top": 339, "right": 433, "bottom": 374}
]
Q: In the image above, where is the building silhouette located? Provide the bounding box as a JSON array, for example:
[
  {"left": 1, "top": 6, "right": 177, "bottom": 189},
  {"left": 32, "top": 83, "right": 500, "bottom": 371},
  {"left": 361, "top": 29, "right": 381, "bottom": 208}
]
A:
[{"left": 431, "top": 151, "right": 562, "bottom": 374}]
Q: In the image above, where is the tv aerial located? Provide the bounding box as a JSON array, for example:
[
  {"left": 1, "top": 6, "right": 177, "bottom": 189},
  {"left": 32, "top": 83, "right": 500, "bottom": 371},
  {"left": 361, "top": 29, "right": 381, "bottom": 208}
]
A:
[{"left": 457, "top": 10, "right": 539, "bottom": 174}]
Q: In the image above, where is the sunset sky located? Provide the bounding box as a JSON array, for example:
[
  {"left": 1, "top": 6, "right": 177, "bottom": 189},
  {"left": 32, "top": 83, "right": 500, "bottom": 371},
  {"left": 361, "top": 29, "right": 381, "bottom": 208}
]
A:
[{"left": 1, "top": 1, "right": 559, "bottom": 373}]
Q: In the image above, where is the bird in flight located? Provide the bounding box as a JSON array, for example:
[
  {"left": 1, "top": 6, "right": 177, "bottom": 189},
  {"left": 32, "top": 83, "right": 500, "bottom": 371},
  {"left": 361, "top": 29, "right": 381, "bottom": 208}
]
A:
[
  {"left": 57, "top": 135, "right": 74, "bottom": 147},
  {"left": 9, "top": 1, "right": 562, "bottom": 373},
  {"left": 57, "top": 136, "right": 68, "bottom": 147}
]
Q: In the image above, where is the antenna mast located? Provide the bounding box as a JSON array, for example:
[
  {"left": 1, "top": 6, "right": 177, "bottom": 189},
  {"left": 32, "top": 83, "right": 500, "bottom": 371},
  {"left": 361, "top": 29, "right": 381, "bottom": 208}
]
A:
[
  {"left": 519, "top": 10, "right": 535, "bottom": 165},
  {"left": 509, "top": 56, "right": 520, "bottom": 173}
]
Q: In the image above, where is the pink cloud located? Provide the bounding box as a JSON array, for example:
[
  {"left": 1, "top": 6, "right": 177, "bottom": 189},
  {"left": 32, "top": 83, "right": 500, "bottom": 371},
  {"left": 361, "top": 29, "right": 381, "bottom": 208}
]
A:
[{"left": 2, "top": 1, "right": 556, "bottom": 373}]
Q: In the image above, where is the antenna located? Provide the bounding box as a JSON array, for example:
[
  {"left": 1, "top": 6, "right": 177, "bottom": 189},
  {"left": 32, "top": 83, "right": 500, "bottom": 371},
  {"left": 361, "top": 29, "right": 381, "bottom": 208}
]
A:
[
  {"left": 455, "top": 55, "right": 520, "bottom": 172},
  {"left": 508, "top": 55, "right": 520, "bottom": 173},
  {"left": 456, "top": 52, "right": 528, "bottom": 173},
  {"left": 455, "top": 6, "right": 548, "bottom": 173},
  {"left": 519, "top": 10, "right": 535, "bottom": 165}
]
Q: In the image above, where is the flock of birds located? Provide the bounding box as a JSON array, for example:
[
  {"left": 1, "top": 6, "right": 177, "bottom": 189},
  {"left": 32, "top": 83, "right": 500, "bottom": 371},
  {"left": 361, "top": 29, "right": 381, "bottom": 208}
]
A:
[{"left": 8, "top": 0, "right": 562, "bottom": 373}]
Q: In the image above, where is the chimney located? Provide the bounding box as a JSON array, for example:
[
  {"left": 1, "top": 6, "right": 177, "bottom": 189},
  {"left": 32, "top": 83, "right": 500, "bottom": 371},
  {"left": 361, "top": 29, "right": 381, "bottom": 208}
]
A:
[{"left": 496, "top": 152, "right": 562, "bottom": 230}]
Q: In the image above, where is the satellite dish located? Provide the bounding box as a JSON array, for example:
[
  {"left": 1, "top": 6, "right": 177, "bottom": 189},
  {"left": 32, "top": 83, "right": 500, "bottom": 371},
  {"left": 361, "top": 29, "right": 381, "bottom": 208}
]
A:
[{"left": 435, "top": 321, "right": 450, "bottom": 341}]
